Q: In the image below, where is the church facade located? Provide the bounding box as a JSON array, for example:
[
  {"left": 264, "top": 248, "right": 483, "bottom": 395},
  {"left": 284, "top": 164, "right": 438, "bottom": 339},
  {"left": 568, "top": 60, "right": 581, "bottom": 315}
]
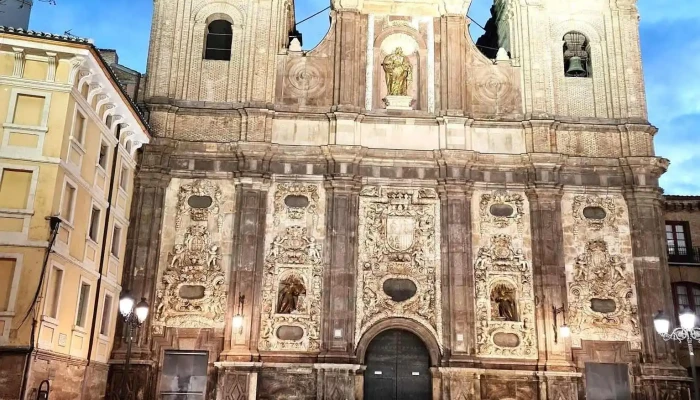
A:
[{"left": 109, "top": 0, "right": 689, "bottom": 398}]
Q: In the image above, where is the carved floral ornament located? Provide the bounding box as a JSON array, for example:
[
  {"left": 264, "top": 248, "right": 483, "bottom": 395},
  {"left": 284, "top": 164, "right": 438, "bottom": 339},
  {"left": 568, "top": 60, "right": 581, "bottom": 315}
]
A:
[
  {"left": 259, "top": 226, "right": 323, "bottom": 351},
  {"left": 259, "top": 181, "right": 325, "bottom": 352},
  {"left": 153, "top": 225, "right": 227, "bottom": 333},
  {"left": 571, "top": 194, "right": 621, "bottom": 237},
  {"left": 474, "top": 234, "right": 536, "bottom": 358},
  {"left": 568, "top": 240, "right": 641, "bottom": 349},
  {"left": 479, "top": 191, "right": 525, "bottom": 234},
  {"left": 176, "top": 180, "right": 223, "bottom": 229},
  {"left": 355, "top": 186, "right": 442, "bottom": 350},
  {"left": 273, "top": 182, "right": 319, "bottom": 226}
]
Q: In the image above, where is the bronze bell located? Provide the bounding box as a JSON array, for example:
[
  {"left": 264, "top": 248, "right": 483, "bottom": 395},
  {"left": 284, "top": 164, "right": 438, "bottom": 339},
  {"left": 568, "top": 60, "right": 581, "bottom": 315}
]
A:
[{"left": 566, "top": 56, "right": 587, "bottom": 77}]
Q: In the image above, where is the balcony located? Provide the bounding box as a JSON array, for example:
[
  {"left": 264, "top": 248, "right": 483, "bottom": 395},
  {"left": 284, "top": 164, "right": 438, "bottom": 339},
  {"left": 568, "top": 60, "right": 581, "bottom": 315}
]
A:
[{"left": 668, "top": 246, "right": 700, "bottom": 264}]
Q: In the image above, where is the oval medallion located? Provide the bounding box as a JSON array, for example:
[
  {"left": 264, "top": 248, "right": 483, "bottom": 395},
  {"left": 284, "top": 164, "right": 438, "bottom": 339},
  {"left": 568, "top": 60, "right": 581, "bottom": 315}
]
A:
[
  {"left": 276, "top": 325, "right": 304, "bottom": 341},
  {"left": 284, "top": 195, "right": 310, "bottom": 208},
  {"left": 590, "top": 298, "right": 617, "bottom": 314},
  {"left": 493, "top": 332, "right": 520, "bottom": 348},
  {"left": 179, "top": 285, "right": 206, "bottom": 300},
  {"left": 583, "top": 206, "right": 607, "bottom": 220},
  {"left": 383, "top": 279, "right": 418, "bottom": 302},
  {"left": 188, "top": 195, "right": 213, "bottom": 209},
  {"left": 490, "top": 204, "right": 514, "bottom": 217}
]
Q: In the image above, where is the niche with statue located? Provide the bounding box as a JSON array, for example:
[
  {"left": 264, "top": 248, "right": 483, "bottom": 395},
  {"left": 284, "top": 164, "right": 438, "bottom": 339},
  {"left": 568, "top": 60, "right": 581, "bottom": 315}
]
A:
[{"left": 490, "top": 282, "right": 518, "bottom": 322}]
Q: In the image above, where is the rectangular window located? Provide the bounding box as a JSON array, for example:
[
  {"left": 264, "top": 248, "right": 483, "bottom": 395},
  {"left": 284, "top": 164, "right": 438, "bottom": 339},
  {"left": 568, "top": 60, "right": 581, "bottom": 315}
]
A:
[
  {"left": 0, "top": 258, "right": 16, "bottom": 312},
  {"left": 98, "top": 143, "right": 109, "bottom": 169},
  {"left": 119, "top": 165, "right": 129, "bottom": 190},
  {"left": 159, "top": 351, "right": 208, "bottom": 399},
  {"left": 584, "top": 363, "right": 630, "bottom": 400},
  {"left": 666, "top": 223, "right": 688, "bottom": 255},
  {"left": 99, "top": 293, "right": 113, "bottom": 336},
  {"left": 12, "top": 94, "right": 44, "bottom": 126},
  {"left": 111, "top": 225, "right": 121, "bottom": 258},
  {"left": 73, "top": 112, "right": 86, "bottom": 144},
  {"left": 45, "top": 266, "right": 64, "bottom": 319},
  {"left": 60, "top": 183, "right": 76, "bottom": 223},
  {"left": 0, "top": 169, "right": 33, "bottom": 209},
  {"left": 75, "top": 282, "right": 91, "bottom": 328},
  {"left": 89, "top": 206, "right": 101, "bottom": 242}
]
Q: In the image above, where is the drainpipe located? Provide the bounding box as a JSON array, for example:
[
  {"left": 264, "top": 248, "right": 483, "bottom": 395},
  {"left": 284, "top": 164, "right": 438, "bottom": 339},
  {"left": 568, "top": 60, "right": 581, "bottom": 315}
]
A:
[
  {"left": 19, "top": 215, "right": 62, "bottom": 400},
  {"left": 83, "top": 123, "right": 123, "bottom": 388}
]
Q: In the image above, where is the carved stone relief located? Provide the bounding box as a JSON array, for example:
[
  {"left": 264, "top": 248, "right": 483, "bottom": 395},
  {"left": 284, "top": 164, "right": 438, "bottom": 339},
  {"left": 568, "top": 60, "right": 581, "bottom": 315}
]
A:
[
  {"left": 153, "top": 179, "right": 234, "bottom": 333},
  {"left": 473, "top": 190, "right": 536, "bottom": 359},
  {"left": 562, "top": 193, "right": 641, "bottom": 349},
  {"left": 355, "top": 186, "right": 442, "bottom": 349},
  {"left": 259, "top": 181, "right": 325, "bottom": 352}
]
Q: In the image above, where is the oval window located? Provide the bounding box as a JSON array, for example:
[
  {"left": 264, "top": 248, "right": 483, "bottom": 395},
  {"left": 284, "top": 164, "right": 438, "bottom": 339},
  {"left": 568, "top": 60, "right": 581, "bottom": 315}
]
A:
[
  {"left": 284, "top": 195, "right": 310, "bottom": 208},
  {"left": 490, "top": 204, "right": 514, "bottom": 217},
  {"left": 188, "top": 195, "right": 213, "bottom": 209},
  {"left": 179, "top": 285, "right": 206, "bottom": 300},
  {"left": 383, "top": 279, "right": 418, "bottom": 302},
  {"left": 583, "top": 206, "right": 607, "bottom": 220}
]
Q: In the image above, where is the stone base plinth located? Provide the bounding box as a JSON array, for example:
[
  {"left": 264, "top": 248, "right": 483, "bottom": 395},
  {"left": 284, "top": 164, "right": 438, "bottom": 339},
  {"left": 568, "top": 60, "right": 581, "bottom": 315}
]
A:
[{"left": 384, "top": 95, "right": 413, "bottom": 110}]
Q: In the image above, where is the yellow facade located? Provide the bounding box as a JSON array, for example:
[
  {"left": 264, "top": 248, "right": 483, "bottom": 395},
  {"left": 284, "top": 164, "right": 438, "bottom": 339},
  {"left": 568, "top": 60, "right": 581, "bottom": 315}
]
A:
[{"left": 0, "top": 31, "right": 150, "bottom": 398}]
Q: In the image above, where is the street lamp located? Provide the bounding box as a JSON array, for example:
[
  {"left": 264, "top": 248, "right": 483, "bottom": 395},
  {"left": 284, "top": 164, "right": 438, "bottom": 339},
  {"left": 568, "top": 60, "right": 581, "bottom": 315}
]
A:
[
  {"left": 654, "top": 309, "right": 700, "bottom": 400},
  {"left": 118, "top": 291, "right": 149, "bottom": 400}
]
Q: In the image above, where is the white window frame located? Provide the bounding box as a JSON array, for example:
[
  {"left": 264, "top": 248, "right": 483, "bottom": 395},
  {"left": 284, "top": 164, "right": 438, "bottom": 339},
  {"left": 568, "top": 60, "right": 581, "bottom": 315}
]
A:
[
  {"left": 87, "top": 202, "right": 102, "bottom": 243},
  {"left": 99, "top": 291, "right": 115, "bottom": 338},
  {"left": 97, "top": 139, "right": 110, "bottom": 171},
  {"left": 59, "top": 177, "right": 78, "bottom": 226},
  {"left": 111, "top": 223, "right": 122, "bottom": 259},
  {"left": 0, "top": 164, "right": 39, "bottom": 242},
  {"left": 43, "top": 262, "right": 65, "bottom": 323},
  {"left": 73, "top": 277, "right": 92, "bottom": 331},
  {"left": 119, "top": 162, "right": 129, "bottom": 191},
  {"left": 0, "top": 253, "right": 22, "bottom": 343},
  {"left": 1, "top": 89, "right": 51, "bottom": 159}
]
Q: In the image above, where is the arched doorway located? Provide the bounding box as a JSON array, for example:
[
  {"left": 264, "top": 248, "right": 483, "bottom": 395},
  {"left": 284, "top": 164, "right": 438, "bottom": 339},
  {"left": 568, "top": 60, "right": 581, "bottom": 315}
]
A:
[{"left": 363, "top": 329, "right": 431, "bottom": 400}]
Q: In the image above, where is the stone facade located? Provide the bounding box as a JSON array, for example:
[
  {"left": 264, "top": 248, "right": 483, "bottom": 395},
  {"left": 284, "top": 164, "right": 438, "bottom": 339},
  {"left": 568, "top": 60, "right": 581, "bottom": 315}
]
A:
[{"left": 110, "top": 0, "right": 691, "bottom": 398}]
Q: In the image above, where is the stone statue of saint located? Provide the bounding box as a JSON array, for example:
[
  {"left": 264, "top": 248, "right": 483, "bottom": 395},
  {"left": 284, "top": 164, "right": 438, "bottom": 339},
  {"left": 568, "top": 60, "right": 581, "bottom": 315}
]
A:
[
  {"left": 493, "top": 287, "right": 517, "bottom": 321},
  {"left": 382, "top": 47, "right": 412, "bottom": 96},
  {"left": 277, "top": 276, "right": 306, "bottom": 314}
]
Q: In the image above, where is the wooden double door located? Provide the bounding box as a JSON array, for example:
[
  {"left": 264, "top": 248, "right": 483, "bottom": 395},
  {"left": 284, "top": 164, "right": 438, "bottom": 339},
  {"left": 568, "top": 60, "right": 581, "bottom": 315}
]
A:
[{"left": 364, "top": 329, "right": 432, "bottom": 400}]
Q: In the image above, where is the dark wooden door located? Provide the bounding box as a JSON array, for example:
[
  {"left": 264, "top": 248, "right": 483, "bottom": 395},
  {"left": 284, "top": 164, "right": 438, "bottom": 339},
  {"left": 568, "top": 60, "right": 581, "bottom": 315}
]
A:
[{"left": 364, "top": 329, "right": 431, "bottom": 400}]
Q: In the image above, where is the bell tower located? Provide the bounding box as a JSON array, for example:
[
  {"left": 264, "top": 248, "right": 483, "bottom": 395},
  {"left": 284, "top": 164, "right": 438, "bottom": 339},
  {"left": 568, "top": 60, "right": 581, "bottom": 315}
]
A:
[
  {"left": 144, "top": 0, "right": 295, "bottom": 139},
  {"left": 503, "top": 0, "right": 647, "bottom": 120}
]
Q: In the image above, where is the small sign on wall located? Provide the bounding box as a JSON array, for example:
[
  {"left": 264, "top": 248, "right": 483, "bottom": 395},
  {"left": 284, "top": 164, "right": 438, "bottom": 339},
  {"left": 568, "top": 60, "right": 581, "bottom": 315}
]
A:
[{"left": 57, "top": 333, "right": 67, "bottom": 347}]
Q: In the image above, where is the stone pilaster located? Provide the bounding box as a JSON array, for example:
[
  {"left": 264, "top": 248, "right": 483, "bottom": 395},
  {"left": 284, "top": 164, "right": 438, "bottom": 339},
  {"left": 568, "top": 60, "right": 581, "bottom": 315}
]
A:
[
  {"left": 333, "top": 11, "right": 366, "bottom": 111},
  {"left": 526, "top": 185, "right": 572, "bottom": 366},
  {"left": 223, "top": 179, "right": 270, "bottom": 359},
  {"left": 438, "top": 16, "right": 467, "bottom": 114},
  {"left": 623, "top": 187, "right": 674, "bottom": 362},
  {"left": 437, "top": 180, "right": 473, "bottom": 357},
  {"left": 321, "top": 177, "right": 361, "bottom": 361}
]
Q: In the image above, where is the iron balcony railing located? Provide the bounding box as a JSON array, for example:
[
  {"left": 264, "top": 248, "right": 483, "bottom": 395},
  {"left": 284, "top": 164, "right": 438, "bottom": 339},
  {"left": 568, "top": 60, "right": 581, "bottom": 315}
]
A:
[{"left": 668, "top": 246, "right": 700, "bottom": 264}]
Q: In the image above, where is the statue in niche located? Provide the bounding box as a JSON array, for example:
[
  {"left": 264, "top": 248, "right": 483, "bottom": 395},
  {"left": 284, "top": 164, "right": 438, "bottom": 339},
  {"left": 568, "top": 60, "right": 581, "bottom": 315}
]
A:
[
  {"left": 491, "top": 285, "right": 518, "bottom": 321},
  {"left": 277, "top": 275, "right": 307, "bottom": 314},
  {"left": 382, "top": 47, "right": 412, "bottom": 96}
]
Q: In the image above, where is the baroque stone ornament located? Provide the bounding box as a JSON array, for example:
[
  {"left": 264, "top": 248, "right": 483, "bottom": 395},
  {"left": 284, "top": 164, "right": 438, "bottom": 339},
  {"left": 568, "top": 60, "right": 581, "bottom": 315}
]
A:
[
  {"left": 571, "top": 194, "right": 621, "bottom": 237},
  {"left": 479, "top": 191, "right": 525, "bottom": 234},
  {"left": 153, "top": 225, "right": 226, "bottom": 329},
  {"left": 474, "top": 235, "right": 536, "bottom": 358},
  {"left": 259, "top": 226, "right": 323, "bottom": 351},
  {"left": 273, "top": 182, "right": 320, "bottom": 226},
  {"left": 175, "top": 179, "right": 222, "bottom": 229},
  {"left": 355, "top": 186, "right": 442, "bottom": 349},
  {"left": 567, "top": 240, "right": 641, "bottom": 349},
  {"left": 259, "top": 181, "right": 325, "bottom": 352}
]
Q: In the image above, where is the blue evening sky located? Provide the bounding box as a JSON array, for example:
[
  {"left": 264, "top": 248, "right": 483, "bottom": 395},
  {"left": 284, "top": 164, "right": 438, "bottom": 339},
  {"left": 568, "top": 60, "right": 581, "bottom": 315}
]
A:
[{"left": 26, "top": 0, "right": 700, "bottom": 195}]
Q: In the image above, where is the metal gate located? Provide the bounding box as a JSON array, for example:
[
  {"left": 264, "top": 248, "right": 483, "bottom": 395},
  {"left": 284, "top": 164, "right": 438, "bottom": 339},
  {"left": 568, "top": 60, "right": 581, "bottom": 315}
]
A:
[{"left": 364, "top": 329, "right": 431, "bottom": 400}]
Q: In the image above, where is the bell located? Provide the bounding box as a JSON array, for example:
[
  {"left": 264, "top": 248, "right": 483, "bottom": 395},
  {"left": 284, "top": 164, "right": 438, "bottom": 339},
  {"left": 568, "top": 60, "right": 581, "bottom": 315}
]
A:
[{"left": 566, "top": 56, "right": 587, "bottom": 77}]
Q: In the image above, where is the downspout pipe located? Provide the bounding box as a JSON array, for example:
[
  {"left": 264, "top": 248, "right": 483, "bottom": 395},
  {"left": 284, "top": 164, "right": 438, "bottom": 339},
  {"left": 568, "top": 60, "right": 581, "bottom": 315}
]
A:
[{"left": 19, "top": 215, "right": 62, "bottom": 400}]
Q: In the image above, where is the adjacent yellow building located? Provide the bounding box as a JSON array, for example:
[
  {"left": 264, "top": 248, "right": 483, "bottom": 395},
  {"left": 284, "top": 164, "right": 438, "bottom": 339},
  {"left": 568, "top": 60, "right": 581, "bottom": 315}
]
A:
[{"left": 0, "top": 28, "right": 150, "bottom": 399}]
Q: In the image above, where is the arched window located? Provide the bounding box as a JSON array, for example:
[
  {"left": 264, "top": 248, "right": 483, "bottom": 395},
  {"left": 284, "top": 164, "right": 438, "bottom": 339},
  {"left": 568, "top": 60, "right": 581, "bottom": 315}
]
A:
[
  {"left": 563, "top": 31, "right": 590, "bottom": 78},
  {"left": 204, "top": 20, "right": 233, "bottom": 60}
]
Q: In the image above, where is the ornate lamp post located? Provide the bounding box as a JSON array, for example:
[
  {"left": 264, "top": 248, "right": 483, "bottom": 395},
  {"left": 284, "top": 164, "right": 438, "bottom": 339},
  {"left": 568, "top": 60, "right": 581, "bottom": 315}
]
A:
[
  {"left": 654, "top": 308, "right": 700, "bottom": 400},
  {"left": 118, "top": 291, "right": 149, "bottom": 400}
]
